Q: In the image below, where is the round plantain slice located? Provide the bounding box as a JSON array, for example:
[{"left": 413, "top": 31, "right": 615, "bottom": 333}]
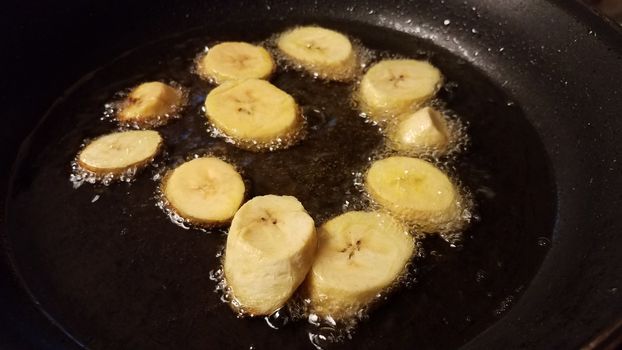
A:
[
  {"left": 117, "top": 81, "right": 185, "bottom": 128},
  {"left": 196, "top": 42, "right": 275, "bottom": 83},
  {"left": 365, "top": 156, "right": 462, "bottom": 232},
  {"left": 358, "top": 59, "right": 442, "bottom": 121},
  {"left": 204, "top": 79, "right": 302, "bottom": 151},
  {"left": 77, "top": 130, "right": 162, "bottom": 176},
  {"left": 306, "top": 211, "right": 415, "bottom": 319},
  {"left": 162, "top": 157, "right": 245, "bottom": 226},
  {"left": 277, "top": 26, "right": 358, "bottom": 81}
]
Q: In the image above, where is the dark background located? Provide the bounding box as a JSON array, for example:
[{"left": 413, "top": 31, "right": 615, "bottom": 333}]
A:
[{"left": 1, "top": 1, "right": 622, "bottom": 349}]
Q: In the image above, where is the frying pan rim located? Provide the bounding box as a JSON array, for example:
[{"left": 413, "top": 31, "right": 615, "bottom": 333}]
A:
[{"left": 1, "top": 1, "right": 621, "bottom": 349}]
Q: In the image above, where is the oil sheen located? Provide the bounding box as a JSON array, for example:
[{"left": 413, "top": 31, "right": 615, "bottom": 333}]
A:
[{"left": 6, "top": 20, "right": 556, "bottom": 350}]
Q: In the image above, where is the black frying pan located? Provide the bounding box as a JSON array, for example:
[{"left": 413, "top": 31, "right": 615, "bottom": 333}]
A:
[{"left": 1, "top": 1, "right": 621, "bottom": 349}]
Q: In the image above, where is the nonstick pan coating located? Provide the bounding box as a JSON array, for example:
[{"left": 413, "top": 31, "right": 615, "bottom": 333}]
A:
[{"left": 1, "top": 1, "right": 621, "bottom": 349}]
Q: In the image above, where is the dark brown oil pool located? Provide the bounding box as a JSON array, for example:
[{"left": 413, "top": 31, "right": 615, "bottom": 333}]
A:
[{"left": 5, "top": 20, "right": 556, "bottom": 350}]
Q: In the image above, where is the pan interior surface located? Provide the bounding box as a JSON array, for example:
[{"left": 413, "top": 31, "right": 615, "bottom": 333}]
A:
[{"left": 5, "top": 20, "right": 556, "bottom": 350}]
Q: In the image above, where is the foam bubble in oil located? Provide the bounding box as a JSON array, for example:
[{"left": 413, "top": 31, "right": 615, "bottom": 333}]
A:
[
  {"left": 69, "top": 161, "right": 129, "bottom": 188},
  {"left": 191, "top": 44, "right": 216, "bottom": 83}
]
